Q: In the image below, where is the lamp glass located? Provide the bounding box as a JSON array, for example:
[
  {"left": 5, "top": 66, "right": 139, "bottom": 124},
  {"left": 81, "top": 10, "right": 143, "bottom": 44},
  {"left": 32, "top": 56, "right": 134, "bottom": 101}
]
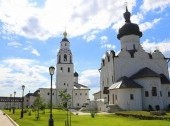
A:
[
  {"left": 22, "top": 85, "right": 25, "bottom": 90},
  {"left": 49, "top": 66, "right": 55, "bottom": 75}
]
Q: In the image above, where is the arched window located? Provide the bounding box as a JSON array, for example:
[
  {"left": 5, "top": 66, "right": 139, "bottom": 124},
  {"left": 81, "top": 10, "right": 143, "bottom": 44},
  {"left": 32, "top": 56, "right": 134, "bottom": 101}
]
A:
[
  {"left": 68, "top": 67, "right": 70, "bottom": 72},
  {"left": 64, "top": 54, "right": 67, "bottom": 61}
]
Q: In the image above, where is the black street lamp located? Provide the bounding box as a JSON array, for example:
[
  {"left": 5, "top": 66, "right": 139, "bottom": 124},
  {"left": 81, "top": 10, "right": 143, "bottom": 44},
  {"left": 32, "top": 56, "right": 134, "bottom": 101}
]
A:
[
  {"left": 9, "top": 94, "right": 12, "bottom": 112},
  {"left": 21, "top": 85, "right": 25, "bottom": 118},
  {"left": 49, "top": 66, "right": 55, "bottom": 126},
  {"left": 13, "top": 91, "right": 16, "bottom": 114}
]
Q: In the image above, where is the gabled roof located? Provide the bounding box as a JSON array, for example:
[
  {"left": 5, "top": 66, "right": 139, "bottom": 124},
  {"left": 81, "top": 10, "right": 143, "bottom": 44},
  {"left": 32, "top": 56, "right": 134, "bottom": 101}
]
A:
[
  {"left": 109, "top": 76, "right": 142, "bottom": 90},
  {"left": 74, "top": 82, "right": 90, "bottom": 90},
  {"left": 130, "top": 67, "right": 160, "bottom": 79},
  {"left": 160, "top": 74, "right": 170, "bottom": 84},
  {"left": 25, "top": 93, "right": 33, "bottom": 97}
]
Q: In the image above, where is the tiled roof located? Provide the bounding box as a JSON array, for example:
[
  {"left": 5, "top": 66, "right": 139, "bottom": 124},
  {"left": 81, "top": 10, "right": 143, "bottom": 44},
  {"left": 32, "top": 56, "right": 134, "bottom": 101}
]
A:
[
  {"left": 160, "top": 74, "right": 170, "bottom": 84},
  {"left": 130, "top": 67, "right": 160, "bottom": 79},
  {"left": 109, "top": 76, "right": 142, "bottom": 90},
  {"left": 74, "top": 82, "right": 90, "bottom": 90}
]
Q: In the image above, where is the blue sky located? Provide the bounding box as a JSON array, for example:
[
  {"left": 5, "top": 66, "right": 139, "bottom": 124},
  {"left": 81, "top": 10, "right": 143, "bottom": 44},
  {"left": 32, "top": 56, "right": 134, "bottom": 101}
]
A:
[{"left": 0, "top": 0, "right": 170, "bottom": 99}]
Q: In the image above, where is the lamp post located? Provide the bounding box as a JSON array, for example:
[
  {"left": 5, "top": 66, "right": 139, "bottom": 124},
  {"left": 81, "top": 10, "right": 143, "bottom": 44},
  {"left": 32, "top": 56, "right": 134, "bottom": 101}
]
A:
[
  {"left": 21, "top": 85, "right": 25, "bottom": 118},
  {"left": 13, "top": 91, "right": 16, "bottom": 114},
  {"left": 49, "top": 66, "right": 55, "bottom": 126},
  {"left": 9, "top": 94, "right": 12, "bottom": 112}
]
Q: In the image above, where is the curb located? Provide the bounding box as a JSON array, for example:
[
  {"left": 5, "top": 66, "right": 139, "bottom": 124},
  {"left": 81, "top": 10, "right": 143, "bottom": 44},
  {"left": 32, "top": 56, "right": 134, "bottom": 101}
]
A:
[{"left": 5, "top": 114, "right": 19, "bottom": 126}]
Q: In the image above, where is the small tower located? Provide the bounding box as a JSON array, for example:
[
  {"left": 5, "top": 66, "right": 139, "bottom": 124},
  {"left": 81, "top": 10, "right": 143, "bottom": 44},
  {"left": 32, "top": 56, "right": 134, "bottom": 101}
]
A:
[
  {"left": 117, "top": 6, "right": 142, "bottom": 51},
  {"left": 56, "top": 31, "right": 74, "bottom": 104}
]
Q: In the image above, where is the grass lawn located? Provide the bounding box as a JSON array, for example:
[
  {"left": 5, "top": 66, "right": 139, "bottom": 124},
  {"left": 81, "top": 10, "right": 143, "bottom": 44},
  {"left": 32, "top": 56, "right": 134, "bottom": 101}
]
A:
[{"left": 3, "top": 109, "right": 170, "bottom": 126}]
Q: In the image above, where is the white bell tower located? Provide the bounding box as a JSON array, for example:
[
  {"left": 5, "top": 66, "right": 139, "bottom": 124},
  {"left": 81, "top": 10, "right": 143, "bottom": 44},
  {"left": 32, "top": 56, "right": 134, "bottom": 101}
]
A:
[{"left": 56, "top": 31, "right": 74, "bottom": 104}]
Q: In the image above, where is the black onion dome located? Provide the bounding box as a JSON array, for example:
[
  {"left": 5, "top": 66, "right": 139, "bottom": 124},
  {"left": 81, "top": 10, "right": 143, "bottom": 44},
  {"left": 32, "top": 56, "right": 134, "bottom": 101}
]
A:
[
  {"left": 117, "top": 7, "right": 142, "bottom": 40},
  {"left": 74, "top": 72, "right": 79, "bottom": 77},
  {"left": 62, "top": 37, "right": 69, "bottom": 41}
]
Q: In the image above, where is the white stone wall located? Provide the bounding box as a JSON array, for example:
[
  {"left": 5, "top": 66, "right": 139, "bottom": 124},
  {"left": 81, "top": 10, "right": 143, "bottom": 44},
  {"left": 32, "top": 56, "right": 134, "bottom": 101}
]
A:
[
  {"left": 109, "top": 88, "right": 142, "bottom": 110},
  {"left": 72, "top": 89, "right": 89, "bottom": 108},
  {"left": 134, "top": 77, "right": 163, "bottom": 110},
  {"left": 39, "top": 88, "right": 57, "bottom": 107},
  {"left": 114, "top": 55, "right": 168, "bottom": 81},
  {"left": 161, "top": 85, "right": 170, "bottom": 109}
]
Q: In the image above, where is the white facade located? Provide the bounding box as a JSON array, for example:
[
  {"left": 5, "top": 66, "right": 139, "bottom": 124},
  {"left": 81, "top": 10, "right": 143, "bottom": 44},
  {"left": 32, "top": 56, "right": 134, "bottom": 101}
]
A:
[{"left": 94, "top": 7, "right": 170, "bottom": 111}]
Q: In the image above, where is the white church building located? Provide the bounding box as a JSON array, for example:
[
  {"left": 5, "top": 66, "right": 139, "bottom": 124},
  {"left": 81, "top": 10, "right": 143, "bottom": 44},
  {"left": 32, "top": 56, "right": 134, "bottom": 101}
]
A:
[{"left": 94, "top": 7, "right": 170, "bottom": 111}]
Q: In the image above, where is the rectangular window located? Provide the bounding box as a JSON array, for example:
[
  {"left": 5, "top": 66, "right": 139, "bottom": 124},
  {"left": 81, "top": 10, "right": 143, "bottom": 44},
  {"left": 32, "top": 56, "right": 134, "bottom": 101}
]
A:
[
  {"left": 160, "top": 91, "right": 162, "bottom": 97},
  {"left": 145, "top": 91, "right": 149, "bottom": 97},
  {"left": 130, "top": 94, "right": 134, "bottom": 100},
  {"left": 60, "top": 67, "right": 63, "bottom": 72},
  {"left": 152, "top": 87, "right": 157, "bottom": 96},
  {"left": 68, "top": 67, "right": 70, "bottom": 72},
  {"left": 168, "top": 91, "right": 170, "bottom": 97}
]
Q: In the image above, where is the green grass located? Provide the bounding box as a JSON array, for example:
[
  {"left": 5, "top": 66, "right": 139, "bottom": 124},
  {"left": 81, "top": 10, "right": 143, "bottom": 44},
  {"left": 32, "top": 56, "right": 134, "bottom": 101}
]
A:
[{"left": 3, "top": 109, "right": 170, "bottom": 126}]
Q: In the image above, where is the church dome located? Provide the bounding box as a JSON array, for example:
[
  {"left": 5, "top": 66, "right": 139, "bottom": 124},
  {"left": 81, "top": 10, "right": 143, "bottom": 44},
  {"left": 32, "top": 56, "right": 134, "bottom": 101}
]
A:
[
  {"left": 62, "top": 30, "right": 69, "bottom": 42},
  {"left": 74, "top": 72, "right": 79, "bottom": 77},
  {"left": 117, "top": 7, "right": 142, "bottom": 40}
]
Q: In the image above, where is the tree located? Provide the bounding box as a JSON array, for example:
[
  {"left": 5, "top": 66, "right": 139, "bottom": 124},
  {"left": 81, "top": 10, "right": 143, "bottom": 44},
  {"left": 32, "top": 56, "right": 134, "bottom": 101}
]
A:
[
  {"left": 58, "top": 90, "right": 72, "bottom": 126},
  {"left": 33, "top": 95, "right": 45, "bottom": 120},
  {"left": 58, "top": 90, "right": 71, "bottom": 109}
]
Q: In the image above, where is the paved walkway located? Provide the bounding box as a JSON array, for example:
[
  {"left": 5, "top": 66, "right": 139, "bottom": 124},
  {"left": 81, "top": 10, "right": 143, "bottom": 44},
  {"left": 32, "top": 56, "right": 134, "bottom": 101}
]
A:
[
  {"left": 0, "top": 110, "right": 18, "bottom": 126},
  {"left": 69, "top": 109, "right": 113, "bottom": 115}
]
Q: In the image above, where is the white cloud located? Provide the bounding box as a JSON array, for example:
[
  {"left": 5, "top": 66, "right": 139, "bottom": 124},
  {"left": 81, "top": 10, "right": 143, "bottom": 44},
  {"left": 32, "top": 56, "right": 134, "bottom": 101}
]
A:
[
  {"left": 83, "top": 34, "right": 96, "bottom": 42},
  {"left": 0, "top": 0, "right": 136, "bottom": 40},
  {"left": 100, "top": 36, "right": 108, "bottom": 43},
  {"left": 141, "top": 0, "right": 170, "bottom": 12},
  {"left": 77, "top": 69, "right": 100, "bottom": 100},
  {"left": 7, "top": 41, "right": 22, "bottom": 48},
  {"left": 142, "top": 39, "right": 170, "bottom": 57},
  {"left": 31, "top": 48, "right": 40, "bottom": 56},
  {"left": 24, "top": 46, "right": 40, "bottom": 56},
  {"left": 100, "top": 35, "right": 116, "bottom": 50},
  {"left": 0, "top": 58, "right": 50, "bottom": 96},
  {"left": 139, "top": 18, "right": 161, "bottom": 31},
  {"left": 79, "top": 69, "right": 100, "bottom": 87}
]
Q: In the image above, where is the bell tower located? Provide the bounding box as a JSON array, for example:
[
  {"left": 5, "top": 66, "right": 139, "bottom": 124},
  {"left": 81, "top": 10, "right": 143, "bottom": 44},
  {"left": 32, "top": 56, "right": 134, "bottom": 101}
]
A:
[{"left": 56, "top": 31, "right": 74, "bottom": 103}]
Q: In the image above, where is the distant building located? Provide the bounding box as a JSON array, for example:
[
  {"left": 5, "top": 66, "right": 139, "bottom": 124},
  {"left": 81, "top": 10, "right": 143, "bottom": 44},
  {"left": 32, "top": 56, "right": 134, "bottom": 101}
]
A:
[
  {"left": 0, "top": 96, "right": 22, "bottom": 109},
  {"left": 94, "top": 7, "right": 170, "bottom": 111}
]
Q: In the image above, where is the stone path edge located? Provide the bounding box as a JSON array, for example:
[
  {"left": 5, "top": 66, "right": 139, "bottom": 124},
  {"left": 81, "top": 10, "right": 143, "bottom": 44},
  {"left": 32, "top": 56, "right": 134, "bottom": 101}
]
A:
[{"left": 5, "top": 113, "right": 19, "bottom": 126}]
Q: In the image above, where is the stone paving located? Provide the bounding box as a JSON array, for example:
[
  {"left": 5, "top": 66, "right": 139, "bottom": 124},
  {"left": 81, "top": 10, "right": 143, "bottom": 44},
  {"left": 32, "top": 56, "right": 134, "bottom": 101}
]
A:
[{"left": 0, "top": 110, "right": 18, "bottom": 126}]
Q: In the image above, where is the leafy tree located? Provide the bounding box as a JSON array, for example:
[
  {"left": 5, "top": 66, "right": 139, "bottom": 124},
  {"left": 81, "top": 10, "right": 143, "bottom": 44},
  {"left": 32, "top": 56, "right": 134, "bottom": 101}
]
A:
[
  {"left": 58, "top": 90, "right": 71, "bottom": 109},
  {"left": 33, "top": 95, "right": 45, "bottom": 120},
  {"left": 58, "top": 90, "right": 72, "bottom": 126}
]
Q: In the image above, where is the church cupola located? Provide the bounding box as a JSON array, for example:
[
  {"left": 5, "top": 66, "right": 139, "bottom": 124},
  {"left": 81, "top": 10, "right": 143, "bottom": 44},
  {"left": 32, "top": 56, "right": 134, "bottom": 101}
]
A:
[
  {"left": 57, "top": 31, "right": 73, "bottom": 64},
  {"left": 117, "top": 6, "right": 143, "bottom": 51},
  {"left": 117, "top": 6, "right": 142, "bottom": 39}
]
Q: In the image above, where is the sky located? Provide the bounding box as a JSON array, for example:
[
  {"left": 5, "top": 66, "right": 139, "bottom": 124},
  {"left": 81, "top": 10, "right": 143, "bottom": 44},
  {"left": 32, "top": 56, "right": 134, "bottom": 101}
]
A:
[{"left": 0, "top": 0, "right": 170, "bottom": 99}]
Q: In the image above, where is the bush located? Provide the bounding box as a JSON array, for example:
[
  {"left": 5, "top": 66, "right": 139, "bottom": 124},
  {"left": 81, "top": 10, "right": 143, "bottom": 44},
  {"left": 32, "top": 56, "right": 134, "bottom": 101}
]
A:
[{"left": 150, "top": 111, "right": 166, "bottom": 116}]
